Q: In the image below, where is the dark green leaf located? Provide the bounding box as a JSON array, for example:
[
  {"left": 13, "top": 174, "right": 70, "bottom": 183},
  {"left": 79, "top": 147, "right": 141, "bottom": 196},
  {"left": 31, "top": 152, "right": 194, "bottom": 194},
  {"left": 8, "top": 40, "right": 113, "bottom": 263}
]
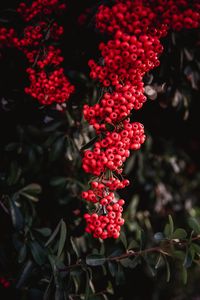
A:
[
  {"left": 168, "top": 215, "right": 174, "bottom": 236},
  {"left": 50, "top": 136, "right": 65, "bottom": 162},
  {"left": 171, "top": 228, "right": 187, "bottom": 239},
  {"left": 127, "top": 240, "right": 139, "bottom": 250},
  {"left": 155, "top": 254, "right": 164, "bottom": 269},
  {"left": 108, "top": 261, "right": 118, "bottom": 277},
  {"left": 183, "top": 249, "right": 193, "bottom": 268},
  {"left": 50, "top": 177, "right": 67, "bottom": 187},
  {"left": 29, "top": 241, "right": 46, "bottom": 266},
  {"left": 181, "top": 266, "right": 188, "bottom": 284},
  {"left": 120, "top": 231, "right": 127, "bottom": 249},
  {"left": 164, "top": 224, "right": 171, "bottom": 237},
  {"left": 191, "top": 243, "right": 200, "bottom": 254},
  {"left": 188, "top": 217, "right": 200, "bottom": 234},
  {"left": 45, "top": 221, "right": 62, "bottom": 247},
  {"left": 86, "top": 254, "right": 106, "bottom": 266},
  {"left": 19, "top": 183, "right": 42, "bottom": 202},
  {"left": 105, "top": 123, "right": 115, "bottom": 132},
  {"left": 20, "top": 183, "right": 42, "bottom": 195},
  {"left": 116, "top": 263, "right": 125, "bottom": 285},
  {"left": 43, "top": 121, "right": 63, "bottom": 133},
  {"left": 16, "top": 260, "right": 34, "bottom": 289},
  {"left": 57, "top": 220, "right": 67, "bottom": 257},
  {"left": 7, "top": 162, "right": 21, "bottom": 185},
  {"left": 81, "top": 136, "right": 98, "bottom": 151},
  {"left": 34, "top": 228, "right": 52, "bottom": 237},
  {"left": 20, "top": 193, "right": 39, "bottom": 202},
  {"left": 120, "top": 258, "right": 132, "bottom": 268},
  {"left": 172, "top": 250, "right": 185, "bottom": 260},
  {"left": 129, "top": 256, "right": 141, "bottom": 269},
  {"left": 164, "top": 256, "right": 170, "bottom": 282},
  {"left": 43, "top": 276, "right": 53, "bottom": 300},
  {"left": 70, "top": 237, "right": 80, "bottom": 258},
  {"left": 85, "top": 270, "right": 90, "bottom": 300},
  {"left": 18, "top": 244, "right": 27, "bottom": 263},
  {"left": 9, "top": 198, "right": 24, "bottom": 231},
  {"left": 138, "top": 229, "right": 145, "bottom": 250}
]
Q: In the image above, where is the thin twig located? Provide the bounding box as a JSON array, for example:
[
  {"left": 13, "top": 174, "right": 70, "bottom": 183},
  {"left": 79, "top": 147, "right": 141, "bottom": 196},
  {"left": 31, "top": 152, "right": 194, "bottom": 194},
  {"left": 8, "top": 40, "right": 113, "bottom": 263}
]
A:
[{"left": 58, "top": 235, "right": 200, "bottom": 273}]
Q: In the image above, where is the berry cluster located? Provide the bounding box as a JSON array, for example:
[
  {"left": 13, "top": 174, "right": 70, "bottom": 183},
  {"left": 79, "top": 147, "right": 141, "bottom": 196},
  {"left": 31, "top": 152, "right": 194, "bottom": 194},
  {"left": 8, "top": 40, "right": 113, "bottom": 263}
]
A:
[
  {"left": 0, "top": 1, "right": 74, "bottom": 106},
  {"left": 84, "top": 198, "right": 125, "bottom": 239},
  {"left": 17, "top": 0, "right": 66, "bottom": 22},
  {"left": 82, "top": 120, "right": 145, "bottom": 176},
  {"left": 0, "top": 28, "right": 16, "bottom": 47},
  {"left": 96, "top": 1, "right": 200, "bottom": 35},
  {"left": 0, "top": 277, "right": 10, "bottom": 289},
  {"left": 82, "top": 0, "right": 200, "bottom": 239}
]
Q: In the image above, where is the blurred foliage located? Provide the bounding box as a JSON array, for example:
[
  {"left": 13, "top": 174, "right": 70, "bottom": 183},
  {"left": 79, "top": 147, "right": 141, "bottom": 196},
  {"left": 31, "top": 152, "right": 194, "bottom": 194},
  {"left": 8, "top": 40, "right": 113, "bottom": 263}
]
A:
[{"left": 0, "top": 1, "right": 200, "bottom": 300}]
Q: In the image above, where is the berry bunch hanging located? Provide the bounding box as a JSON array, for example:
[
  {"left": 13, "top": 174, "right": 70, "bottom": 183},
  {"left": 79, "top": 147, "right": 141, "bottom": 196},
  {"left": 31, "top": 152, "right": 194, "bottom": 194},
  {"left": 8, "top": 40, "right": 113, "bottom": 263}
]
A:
[
  {"left": 82, "top": 0, "right": 200, "bottom": 239},
  {"left": 0, "top": 0, "right": 74, "bottom": 105}
]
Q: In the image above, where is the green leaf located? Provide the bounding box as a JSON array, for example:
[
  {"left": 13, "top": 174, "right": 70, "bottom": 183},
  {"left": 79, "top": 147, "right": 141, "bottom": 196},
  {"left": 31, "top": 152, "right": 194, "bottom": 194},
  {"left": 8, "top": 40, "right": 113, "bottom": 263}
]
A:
[
  {"left": 43, "top": 121, "right": 63, "bottom": 133},
  {"left": 188, "top": 217, "right": 200, "bottom": 234},
  {"left": 19, "top": 183, "right": 42, "bottom": 202},
  {"left": 57, "top": 220, "right": 67, "bottom": 257},
  {"left": 163, "top": 256, "right": 170, "bottom": 282},
  {"left": 45, "top": 221, "right": 62, "bottom": 247},
  {"left": 108, "top": 261, "right": 118, "bottom": 277},
  {"left": 127, "top": 240, "right": 139, "bottom": 250},
  {"left": 116, "top": 263, "right": 125, "bottom": 285},
  {"left": 50, "top": 177, "right": 67, "bottom": 187},
  {"left": 120, "top": 258, "right": 132, "bottom": 268},
  {"left": 191, "top": 243, "right": 200, "bottom": 254},
  {"left": 86, "top": 254, "right": 106, "bottom": 266},
  {"left": 18, "top": 244, "right": 27, "bottom": 263},
  {"left": 168, "top": 215, "right": 174, "bottom": 236},
  {"left": 43, "top": 276, "right": 53, "bottom": 300},
  {"left": 16, "top": 260, "right": 34, "bottom": 289},
  {"left": 164, "top": 224, "right": 171, "bottom": 237},
  {"left": 20, "top": 183, "right": 42, "bottom": 194},
  {"left": 81, "top": 136, "right": 98, "bottom": 151},
  {"left": 120, "top": 231, "right": 127, "bottom": 249},
  {"left": 183, "top": 249, "right": 193, "bottom": 268},
  {"left": 171, "top": 228, "right": 187, "bottom": 239},
  {"left": 34, "top": 228, "right": 52, "bottom": 237},
  {"left": 7, "top": 162, "right": 21, "bottom": 185},
  {"left": 138, "top": 229, "right": 145, "bottom": 250},
  {"left": 155, "top": 254, "right": 164, "bottom": 269},
  {"left": 29, "top": 241, "right": 46, "bottom": 266},
  {"left": 105, "top": 123, "right": 115, "bottom": 132},
  {"left": 20, "top": 193, "right": 39, "bottom": 202},
  {"left": 9, "top": 198, "right": 24, "bottom": 231},
  {"left": 144, "top": 256, "right": 157, "bottom": 277},
  {"left": 70, "top": 237, "right": 80, "bottom": 258},
  {"left": 172, "top": 250, "right": 185, "bottom": 261},
  {"left": 129, "top": 256, "right": 141, "bottom": 269},
  {"left": 85, "top": 270, "right": 90, "bottom": 300},
  {"left": 181, "top": 266, "right": 188, "bottom": 284},
  {"left": 50, "top": 136, "right": 65, "bottom": 162}
]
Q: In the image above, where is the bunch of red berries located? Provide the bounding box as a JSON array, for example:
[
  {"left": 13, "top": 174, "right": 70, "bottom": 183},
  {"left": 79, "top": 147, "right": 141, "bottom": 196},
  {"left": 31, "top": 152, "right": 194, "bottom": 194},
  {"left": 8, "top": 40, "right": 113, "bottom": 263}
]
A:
[
  {"left": 25, "top": 67, "right": 74, "bottom": 105},
  {"left": 0, "top": 27, "right": 16, "bottom": 47},
  {"left": 0, "top": 277, "right": 10, "bottom": 289},
  {"left": 17, "top": 0, "right": 66, "bottom": 22},
  {"left": 82, "top": 120, "right": 145, "bottom": 176},
  {"left": 96, "top": 0, "right": 200, "bottom": 35},
  {"left": 0, "top": 1, "right": 74, "bottom": 106},
  {"left": 84, "top": 198, "right": 125, "bottom": 239},
  {"left": 82, "top": 0, "right": 200, "bottom": 239}
]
